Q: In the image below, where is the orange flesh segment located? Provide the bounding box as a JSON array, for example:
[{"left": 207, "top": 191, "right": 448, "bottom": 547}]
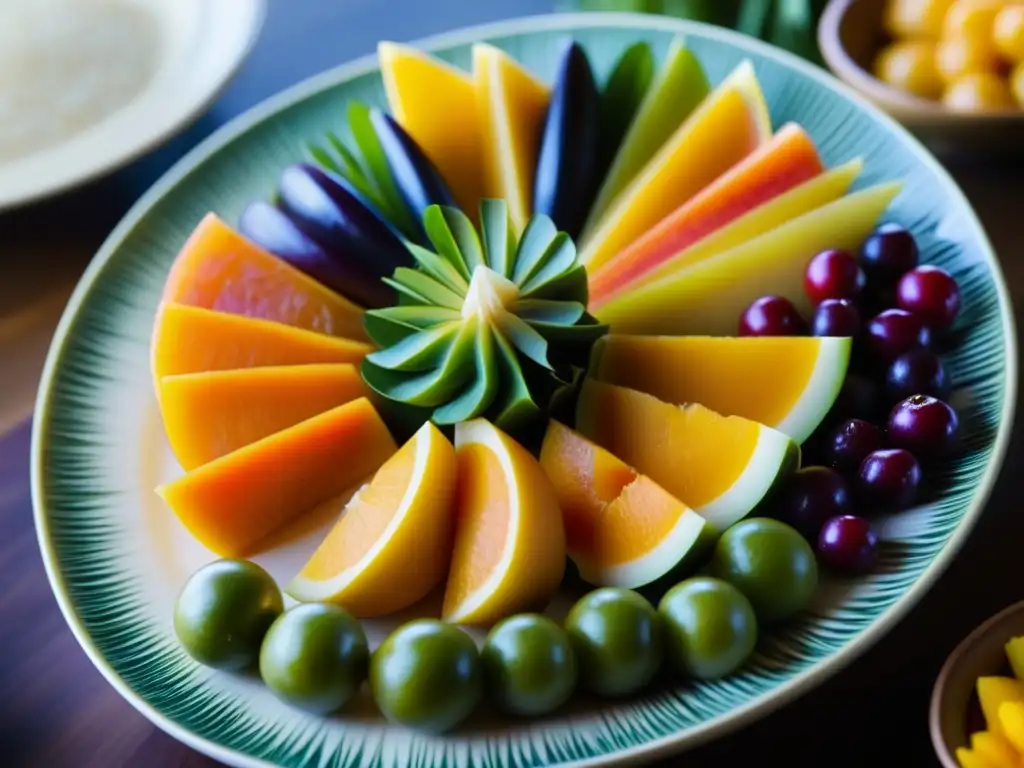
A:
[
  {"left": 443, "top": 442, "right": 510, "bottom": 612},
  {"left": 156, "top": 398, "right": 397, "bottom": 558},
  {"left": 162, "top": 213, "right": 367, "bottom": 340},
  {"left": 578, "top": 380, "right": 760, "bottom": 508},
  {"left": 592, "top": 336, "right": 820, "bottom": 430},
  {"left": 601, "top": 477, "right": 688, "bottom": 566},
  {"left": 150, "top": 304, "right": 371, "bottom": 381},
  {"left": 588, "top": 123, "right": 823, "bottom": 306},
  {"left": 159, "top": 363, "right": 368, "bottom": 470}
]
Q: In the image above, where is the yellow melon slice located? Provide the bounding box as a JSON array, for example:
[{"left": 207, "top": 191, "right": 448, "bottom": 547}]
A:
[
  {"left": 442, "top": 419, "right": 565, "bottom": 625},
  {"left": 971, "top": 731, "right": 1021, "bottom": 768},
  {"left": 473, "top": 43, "right": 550, "bottom": 233},
  {"left": 595, "top": 181, "right": 902, "bottom": 335},
  {"left": 160, "top": 364, "right": 368, "bottom": 470},
  {"left": 577, "top": 59, "right": 772, "bottom": 272},
  {"left": 980, "top": 677, "right": 1024, "bottom": 737},
  {"left": 156, "top": 398, "right": 397, "bottom": 558},
  {"left": 286, "top": 421, "right": 458, "bottom": 617},
  {"left": 378, "top": 42, "right": 486, "bottom": 219}
]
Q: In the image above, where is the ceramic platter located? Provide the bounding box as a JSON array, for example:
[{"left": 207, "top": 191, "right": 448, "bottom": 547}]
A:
[
  {"left": 32, "top": 12, "right": 1016, "bottom": 768},
  {"left": 0, "top": 0, "right": 265, "bottom": 210}
]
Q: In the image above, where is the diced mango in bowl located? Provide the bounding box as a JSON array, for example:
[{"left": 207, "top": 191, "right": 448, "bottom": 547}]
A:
[{"left": 957, "top": 635, "right": 1024, "bottom": 767}]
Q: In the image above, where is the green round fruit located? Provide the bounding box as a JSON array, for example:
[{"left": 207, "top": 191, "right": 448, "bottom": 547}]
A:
[
  {"left": 708, "top": 517, "right": 818, "bottom": 623},
  {"left": 658, "top": 577, "right": 758, "bottom": 680},
  {"left": 173, "top": 559, "right": 283, "bottom": 671},
  {"left": 481, "top": 614, "right": 577, "bottom": 716},
  {"left": 370, "top": 619, "right": 482, "bottom": 733},
  {"left": 259, "top": 603, "right": 369, "bottom": 715},
  {"left": 564, "top": 587, "right": 662, "bottom": 698}
]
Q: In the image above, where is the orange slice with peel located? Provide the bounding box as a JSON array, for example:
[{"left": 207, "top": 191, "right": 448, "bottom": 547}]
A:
[
  {"left": 442, "top": 419, "right": 565, "bottom": 625},
  {"left": 285, "top": 421, "right": 458, "bottom": 618}
]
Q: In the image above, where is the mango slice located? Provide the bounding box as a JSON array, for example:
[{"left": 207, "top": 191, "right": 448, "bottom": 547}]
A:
[{"left": 979, "top": 677, "right": 1024, "bottom": 736}]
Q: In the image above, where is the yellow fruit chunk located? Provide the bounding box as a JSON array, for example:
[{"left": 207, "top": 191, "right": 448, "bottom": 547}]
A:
[
  {"left": 994, "top": 5, "right": 1024, "bottom": 63},
  {"left": 1007, "top": 636, "right": 1024, "bottom": 681},
  {"left": 473, "top": 43, "right": 550, "bottom": 233},
  {"left": 874, "top": 41, "right": 944, "bottom": 99},
  {"left": 943, "top": 0, "right": 1005, "bottom": 43},
  {"left": 1001, "top": 701, "right": 1024, "bottom": 754},
  {"left": 378, "top": 42, "right": 486, "bottom": 220},
  {"left": 442, "top": 419, "right": 565, "bottom": 625},
  {"left": 595, "top": 182, "right": 901, "bottom": 336},
  {"left": 159, "top": 364, "right": 368, "bottom": 471},
  {"left": 971, "top": 730, "right": 1021, "bottom": 768},
  {"left": 539, "top": 420, "right": 710, "bottom": 588},
  {"left": 979, "top": 677, "right": 1024, "bottom": 736},
  {"left": 576, "top": 379, "right": 797, "bottom": 532},
  {"left": 943, "top": 72, "right": 1016, "bottom": 111},
  {"left": 957, "top": 747, "right": 1001, "bottom": 768},
  {"left": 589, "top": 335, "right": 851, "bottom": 444},
  {"left": 884, "top": 0, "right": 954, "bottom": 38},
  {"left": 156, "top": 398, "right": 397, "bottom": 558},
  {"left": 578, "top": 59, "right": 772, "bottom": 272},
  {"left": 286, "top": 422, "right": 458, "bottom": 617},
  {"left": 936, "top": 36, "right": 1000, "bottom": 83},
  {"left": 162, "top": 213, "right": 366, "bottom": 340},
  {"left": 150, "top": 303, "right": 371, "bottom": 384},
  {"left": 1012, "top": 62, "right": 1024, "bottom": 105}
]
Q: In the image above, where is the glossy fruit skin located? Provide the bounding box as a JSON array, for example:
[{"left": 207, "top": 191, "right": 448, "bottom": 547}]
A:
[
  {"left": 943, "top": 72, "right": 1015, "bottom": 111},
  {"left": 259, "top": 603, "right": 369, "bottom": 715},
  {"left": 738, "top": 296, "right": 807, "bottom": 337},
  {"left": 935, "top": 35, "right": 999, "bottom": 85},
  {"left": 884, "top": 0, "right": 952, "bottom": 39},
  {"left": 858, "top": 448, "right": 921, "bottom": 512},
  {"left": 865, "top": 309, "right": 931, "bottom": 364},
  {"left": 824, "top": 419, "right": 886, "bottom": 475},
  {"left": 173, "top": 559, "right": 283, "bottom": 671},
  {"left": 884, "top": 349, "right": 952, "bottom": 405},
  {"left": 275, "top": 163, "right": 414, "bottom": 308},
  {"left": 370, "top": 619, "right": 482, "bottom": 734},
  {"left": 817, "top": 515, "right": 879, "bottom": 576},
  {"left": 565, "top": 588, "right": 663, "bottom": 698},
  {"left": 708, "top": 518, "right": 818, "bottom": 624},
  {"left": 896, "top": 265, "right": 962, "bottom": 331},
  {"left": 994, "top": 5, "right": 1024, "bottom": 64},
  {"left": 773, "top": 466, "right": 854, "bottom": 541},
  {"left": 887, "top": 395, "right": 960, "bottom": 461},
  {"left": 860, "top": 223, "right": 918, "bottom": 287},
  {"left": 811, "top": 298, "right": 861, "bottom": 338},
  {"left": 873, "top": 41, "right": 944, "bottom": 99},
  {"left": 804, "top": 249, "right": 865, "bottom": 305},
  {"left": 369, "top": 108, "right": 456, "bottom": 233},
  {"left": 533, "top": 40, "right": 600, "bottom": 240},
  {"left": 481, "top": 614, "right": 577, "bottom": 717},
  {"left": 658, "top": 577, "right": 758, "bottom": 681}
]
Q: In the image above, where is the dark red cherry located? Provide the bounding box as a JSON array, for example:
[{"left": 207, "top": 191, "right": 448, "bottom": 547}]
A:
[
  {"left": 739, "top": 296, "right": 807, "bottom": 336},
  {"left": 860, "top": 223, "right": 918, "bottom": 286},
  {"left": 817, "top": 515, "right": 880, "bottom": 575},
  {"left": 804, "top": 249, "right": 865, "bottom": 305},
  {"left": 884, "top": 349, "right": 952, "bottom": 406},
  {"left": 896, "top": 265, "right": 961, "bottom": 331},
  {"left": 887, "top": 395, "right": 959, "bottom": 461},
  {"left": 774, "top": 466, "right": 854, "bottom": 541},
  {"left": 865, "top": 309, "right": 930, "bottom": 364},
  {"left": 811, "top": 298, "right": 861, "bottom": 337},
  {"left": 857, "top": 449, "right": 921, "bottom": 511},
  {"left": 824, "top": 419, "right": 886, "bottom": 475}
]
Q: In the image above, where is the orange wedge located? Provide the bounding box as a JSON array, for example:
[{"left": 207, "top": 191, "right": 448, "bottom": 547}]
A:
[
  {"left": 285, "top": 422, "right": 458, "bottom": 617},
  {"left": 442, "top": 419, "right": 565, "bottom": 625},
  {"left": 159, "top": 363, "right": 369, "bottom": 470}
]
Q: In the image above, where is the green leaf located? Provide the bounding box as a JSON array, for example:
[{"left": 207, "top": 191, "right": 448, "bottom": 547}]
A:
[
  {"left": 519, "top": 234, "right": 577, "bottom": 295},
  {"left": 513, "top": 299, "right": 586, "bottom": 326},
  {"left": 442, "top": 206, "right": 486, "bottom": 272},
  {"left": 529, "top": 317, "right": 609, "bottom": 365},
  {"left": 406, "top": 244, "right": 470, "bottom": 294},
  {"left": 382, "top": 277, "right": 431, "bottom": 306},
  {"left": 512, "top": 215, "right": 559, "bottom": 286},
  {"left": 383, "top": 321, "right": 478, "bottom": 406},
  {"left": 389, "top": 267, "right": 464, "bottom": 310},
  {"left": 363, "top": 306, "right": 460, "bottom": 347},
  {"left": 433, "top": 320, "right": 499, "bottom": 424},
  {"left": 496, "top": 310, "right": 552, "bottom": 371},
  {"left": 423, "top": 206, "right": 474, "bottom": 281},
  {"left": 521, "top": 264, "right": 589, "bottom": 304},
  {"left": 348, "top": 102, "right": 419, "bottom": 235},
  {"left": 596, "top": 42, "right": 654, "bottom": 184},
  {"left": 480, "top": 199, "right": 517, "bottom": 278},
  {"left": 488, "top": 328, "right": 542, "bottom": 435},
  {"left": 308, "top": 143, "right": 344, "bottom": 175},
  {"left": 365, "top": 322, "right": 460, "bottom": 372}
]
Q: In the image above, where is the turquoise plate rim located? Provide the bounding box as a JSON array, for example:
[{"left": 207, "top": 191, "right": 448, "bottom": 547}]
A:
[{"left": 30, "top": 12, "right": 1019, "bottom": 767}]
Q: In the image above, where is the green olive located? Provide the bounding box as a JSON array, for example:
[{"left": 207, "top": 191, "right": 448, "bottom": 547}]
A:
[
  {"left": 370, "top": 619, "right": 482, "bottom": 733},
  {"left": 259, "top": 603, "right": 369, "bottom": 714},
  {"left": 658, "top": 577, "right": 758, "bottom": 681},
  {"left": 173, "top": 559, "right": 283, "bottom": 671},
  {"left": 481, "top": 614, "right": 577, "bottom": 716},
  {"left": 564, "top": 587, "right": 662, "bottom": 698}
]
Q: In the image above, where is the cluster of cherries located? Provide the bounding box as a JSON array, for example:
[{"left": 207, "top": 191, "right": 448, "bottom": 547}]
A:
[{"left": 738, "top": 223, "right": 963, "bottom": 577}]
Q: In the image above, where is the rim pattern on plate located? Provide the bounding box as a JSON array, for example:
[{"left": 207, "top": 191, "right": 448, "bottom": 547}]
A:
[{"left": 32, "top": 13, "right": 1016, "bottom": 768}]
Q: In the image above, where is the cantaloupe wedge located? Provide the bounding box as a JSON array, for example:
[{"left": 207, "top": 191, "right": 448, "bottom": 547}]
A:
[
  {"left": 473, "top": 43, "right": 550, "bottom": 233},
  {"left": 576, "top": 379, "right": 798, "bottom": 532},
  {"left": 590, "top": 335, "right": 851, "bottom": 444},
  {"left": 150, "top": 303, "right": 371, "bottom": 384},
  {"left": 588, "top": 123, "right": 824, "bottom": 307},
  {"left": 379, "top": 42, "right": 485, "bottom": 220},
  {"left": 577, "top": 59, "right": 772, "bottom": 272},
  {"left": 162, "top": 213, "right": 367, "bottom": 340},
  {"left": 160, "top": 364, "right": 368, "bottom": 471},
  {"left": 539, "top": 420, "right": 711, "bottom": 589},
  {"left": 595, "top": 181, "right": 902, "bottom": 335},
  {"left": 156, "top": 397, "right": 397, "bottom": 558}
]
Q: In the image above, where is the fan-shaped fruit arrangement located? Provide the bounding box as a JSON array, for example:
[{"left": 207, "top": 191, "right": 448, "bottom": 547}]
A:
[{"left": 154, "top": 35, "right": 965, "bottom": 732}]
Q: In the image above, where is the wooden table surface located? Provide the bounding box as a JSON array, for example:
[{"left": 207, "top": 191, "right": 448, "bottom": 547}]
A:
[{"left": 2, "top": 2, "right": 1023, "bottom": 766}]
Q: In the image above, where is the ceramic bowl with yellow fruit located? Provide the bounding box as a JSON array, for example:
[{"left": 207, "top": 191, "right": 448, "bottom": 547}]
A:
[{"left": 819, "top": 0, "right": 1024, "bottom": 151}]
